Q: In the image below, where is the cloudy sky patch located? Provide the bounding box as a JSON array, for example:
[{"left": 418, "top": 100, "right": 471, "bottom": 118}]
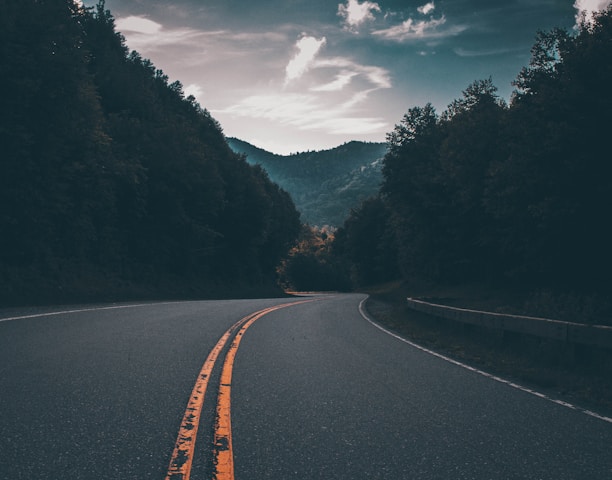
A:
[
  {"left": 372, "top": 15, "right": 449, "bottom": 41},
  {"left": 184, "top": 83, "right": 203, "bottom": 99},
  {"left": 216, "top": 91, "right": 387, "bottom": 135},
  {"left": 418, "top": 2, "right": 436, "bottom": 15},
  {"left": 116, "top": 16, "right": 162, "bottom": 34},
  {"left": 310, "top": 71, "right": 358, "bottom": 92},
  {"left": 115, "top": 15, "right": 204, "bottom": 51},
  {"left": 86, "top": 0, "right": 579, "bottom": 154},
  {"left": 573, "top": 0, "right": 612, "bottom": 26},
  {"left": 285, "top": 35, "right": 327, "bottom": 85},
  {"left": 338, "top": 0, "right": 381, "bottom": 32}
]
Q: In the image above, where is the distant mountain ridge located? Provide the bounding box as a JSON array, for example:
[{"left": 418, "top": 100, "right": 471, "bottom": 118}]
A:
[{"left": 227, "top": 138, "right": 387, "bottom": 227}]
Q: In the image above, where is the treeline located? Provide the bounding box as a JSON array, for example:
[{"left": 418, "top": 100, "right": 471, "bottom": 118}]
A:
[
  {"left": 0, "top": 0, "right": 301, "bottom": 304},
  {"left": 293, "top": 8, "right": 612, "bottom": 295}
]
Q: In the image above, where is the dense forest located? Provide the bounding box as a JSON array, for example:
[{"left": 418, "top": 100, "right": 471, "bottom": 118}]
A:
[
  {"left": 227, "top": 138, "right": 386, "bottom": 227},
  {"left": 0, "top": 0, "right": 301, "bottom": 304},
  {"left": 3, "top": 0, "right": 612, "bottom": 308},
  {"left": 293, "top": 8, "right": 612, "bottom": 302}
]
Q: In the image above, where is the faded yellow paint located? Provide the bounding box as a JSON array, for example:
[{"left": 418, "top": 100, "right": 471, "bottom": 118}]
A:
[
  {"left": 166, "top": 299, "right": 316, "bottom": 480},
  {"left": 212, "top": 301, "right": 315, "bottom": 480},
  {"left": 165, "top": 313, "right": 251, "bottom": 480}
]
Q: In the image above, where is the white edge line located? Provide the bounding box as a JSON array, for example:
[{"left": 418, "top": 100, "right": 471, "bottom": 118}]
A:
[
  {"left": 358, "top": 298, "right": 612, "bottom": 425},
  {"left": 0, "top": 301, "right": 179, "bottom": 323}
]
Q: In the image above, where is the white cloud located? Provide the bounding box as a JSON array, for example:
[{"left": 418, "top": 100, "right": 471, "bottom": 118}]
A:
[
  {"left": 216, "top": 88, "right": 389, "bottom": 136},
  {"left": 219, "top": 93, "right": 317, "bottom": 123},
  {"left": 115, "top": 15, "right": 204, "bottom": 52},
  {"left": 573, "top": 0, "right": 612, "bottom": 26},
  {"left": 340, "top": 88, "right": 379, "bottom": 109},
  {"left": 285, "top": 35, "right": 327, "bottom": 85},
  {"left": 338, "top": 0, "right": 381, "bottom": 32},
  {"left": 116, "top": 16, "right": 162, "bottom": 34},
  {"left": 115, "top": 15, "right": 286, "bottom": 57},
  {"left": 213, "top": 28, "right": 393, "bottom": 145},
  {"left": 184, "top": 83, "right": 203, "bottom": 100},
  {"left": 308, "top": 116, "right": 388, "bottom": 134},
  {"left": 310, "top": 71, "right": 358, "bottom": 92},
  {"left": 372, "top": 15, "right": 448, "bottom": 42},
  {"left": 417, "top": 2, "right": 436, "bottom": 15},
  {"left": 313, "top": 58, "right": 392, "bottom": 89}
]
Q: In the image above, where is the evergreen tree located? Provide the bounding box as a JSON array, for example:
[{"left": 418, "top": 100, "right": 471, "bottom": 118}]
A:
[{"left": 0, "top": 0, "right": 301, "bottom": 304}]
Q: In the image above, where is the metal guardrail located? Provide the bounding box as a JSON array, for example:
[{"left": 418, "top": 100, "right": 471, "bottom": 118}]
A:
[{"left": 406, "top": 297, "right": 612, "bottom": 349}]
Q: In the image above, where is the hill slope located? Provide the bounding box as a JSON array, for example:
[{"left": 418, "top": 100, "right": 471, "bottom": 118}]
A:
[
  {"left": 0, "top": 2, "right": 301, "bottom": 304},
  {"left": 227, "top": 138, "right": 387, "bottom": 227}
]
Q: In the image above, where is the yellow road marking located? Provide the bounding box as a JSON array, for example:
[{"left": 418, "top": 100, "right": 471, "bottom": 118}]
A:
[
  {"left": 213, "top": 301, "right": 314, "bottom": 479},
  {"left": 165, "top": 317, "right": 246, "bottom": 480},
  {"left": 165, "top": 299, "right": 315, "bottom": 480}
]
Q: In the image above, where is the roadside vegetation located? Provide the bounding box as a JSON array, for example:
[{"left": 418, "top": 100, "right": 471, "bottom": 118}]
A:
[
  {"left": 310, "top": 7, "right": 612, "bottom": 328},
  {"left": 1, "top": 1, "right": 301, "bottom": 305}
]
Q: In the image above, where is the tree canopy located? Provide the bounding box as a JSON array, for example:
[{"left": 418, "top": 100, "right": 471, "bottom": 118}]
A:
[
  {"left": 0, "top": 0, "right": 301, "bottom": 304},
  {"left": 330, "top": 7, "right": 612, "bottom": 293}
]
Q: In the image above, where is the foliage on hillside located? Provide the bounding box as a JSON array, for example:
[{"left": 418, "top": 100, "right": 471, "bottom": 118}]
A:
[
  {"left": 227, "top": 138, "right": 386, "bottom": 227},
  {"left": 277, "top": 226, "right": 351, "bottom": 292},
  {"left": 0, "top": 0, "right": 301, "bottom": 304},
  {"left": 329, "top": 8, "right": 612, "bottom": 304}
]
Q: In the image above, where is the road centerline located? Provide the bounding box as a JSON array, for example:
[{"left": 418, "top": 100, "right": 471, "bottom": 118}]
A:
[
  {"left": 165, "top": 312, "right": 251, "bottom": 480},
  {"left": 213, "top": 300, "right": 315, "bottom": 480},
  {"left": 165, "top": 299, "right": 316, "bottom": 480}
]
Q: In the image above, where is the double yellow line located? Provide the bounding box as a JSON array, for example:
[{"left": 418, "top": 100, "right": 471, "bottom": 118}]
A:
[{"left": 165, "top": 299, "right": 314, "bottom": 480}]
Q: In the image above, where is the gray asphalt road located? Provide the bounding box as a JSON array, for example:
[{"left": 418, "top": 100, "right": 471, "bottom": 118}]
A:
[
  {"left": 0, "top": 298, "right": 297, "bottom": 479},
  {"left": 1, "top": 294, "right": 611, "bottom": 479}
]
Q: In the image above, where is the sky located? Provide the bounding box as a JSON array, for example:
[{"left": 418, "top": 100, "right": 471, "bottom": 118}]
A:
[{"left": 83, "top": 0, "right": 611, "bottom": 154}]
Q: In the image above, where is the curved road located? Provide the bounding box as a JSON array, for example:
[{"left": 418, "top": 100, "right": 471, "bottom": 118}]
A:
[{"left": 0, "top": 293, "right": 611, "bottom": 479}]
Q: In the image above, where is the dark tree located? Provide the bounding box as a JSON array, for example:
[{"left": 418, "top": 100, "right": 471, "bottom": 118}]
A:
[
  {"left": 437, "top": 79, "right": 508, "bottom": 281},
  {"left": 0, "top": 0, "right": 302, "bottom": 304},
  {"left": 381, "top": 103, "right": 448, "bottom": 280},
  {"left": 331, "top": 197, "right": 398, "bottom": 286},
  {"left": 486, "top": 7, "right": 612, "bottom": 287}
]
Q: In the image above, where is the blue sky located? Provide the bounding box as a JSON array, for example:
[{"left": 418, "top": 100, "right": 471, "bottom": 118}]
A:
[{"left": 83, "top": 0, "right": 610, "bottom": 154}]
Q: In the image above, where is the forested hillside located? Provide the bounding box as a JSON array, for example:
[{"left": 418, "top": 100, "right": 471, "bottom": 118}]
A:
[
  {"left": 0, "top": 0, "right": 301, "bottom": 304},
  {"left": 228, "top": 138, "right": 386, "bottom": 227},
  {"left": 313, "top": 9, "right": 612, "bottom": 314}
]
